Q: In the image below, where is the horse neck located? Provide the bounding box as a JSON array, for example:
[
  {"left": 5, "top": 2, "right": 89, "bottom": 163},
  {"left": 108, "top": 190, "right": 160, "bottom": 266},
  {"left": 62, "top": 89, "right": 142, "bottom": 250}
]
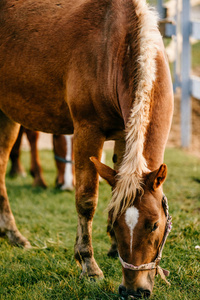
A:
[
  {"left": 108, "top": 0, "right": 161, "bottom": 221},
  {"left": 143, "top": 52, "right": 174, "bottom": 171}
]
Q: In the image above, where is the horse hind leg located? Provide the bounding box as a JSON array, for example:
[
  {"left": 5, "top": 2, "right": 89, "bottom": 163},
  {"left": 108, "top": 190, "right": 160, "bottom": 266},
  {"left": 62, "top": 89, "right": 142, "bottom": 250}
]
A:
[
  {"left": 25, "top": 129, "right": 47, "bottom": 188},
  {"left": 61, "top": 135, "right": 74, "bottom": 191},
  {"left": 0, "top": 111, "right": 31, "bottom": 247}
]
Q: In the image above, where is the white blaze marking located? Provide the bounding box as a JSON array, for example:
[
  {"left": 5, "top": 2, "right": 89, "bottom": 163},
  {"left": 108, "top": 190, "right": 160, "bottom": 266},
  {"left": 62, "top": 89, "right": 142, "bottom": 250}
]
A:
[
  {"left": 125, "top": 206, "right": 139, "bottom": 255},
  {"left": 62, "top": 135, "right": 74, "bottom": 191}
]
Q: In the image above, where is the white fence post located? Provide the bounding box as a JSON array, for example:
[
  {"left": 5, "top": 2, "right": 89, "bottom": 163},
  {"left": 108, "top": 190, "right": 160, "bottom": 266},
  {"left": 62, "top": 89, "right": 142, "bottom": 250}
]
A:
[
  {"left": 181, "top": 0, "right": 191, "bottom": 147},
  {"left": 157, "top": 0, "right": 165, "bottom": 18},
  {"left": 150, "top": 0, "right": 200, "bottom": 148}
]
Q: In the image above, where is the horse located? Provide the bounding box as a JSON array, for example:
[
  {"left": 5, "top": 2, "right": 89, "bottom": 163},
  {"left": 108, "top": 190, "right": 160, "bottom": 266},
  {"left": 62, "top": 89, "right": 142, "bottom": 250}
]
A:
[{"left": 0, "top": 0, "right": 173, "bottom": 298}]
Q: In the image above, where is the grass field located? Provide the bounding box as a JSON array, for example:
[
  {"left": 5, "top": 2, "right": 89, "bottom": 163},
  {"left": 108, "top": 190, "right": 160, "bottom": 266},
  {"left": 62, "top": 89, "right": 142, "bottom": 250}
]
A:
[{"left": 0, "top": 148, "right": 199, "bottom": 299}]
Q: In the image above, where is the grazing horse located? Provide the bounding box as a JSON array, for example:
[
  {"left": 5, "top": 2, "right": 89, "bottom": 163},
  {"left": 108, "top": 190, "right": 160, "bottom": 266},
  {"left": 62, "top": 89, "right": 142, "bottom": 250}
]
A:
[{"left": 0, "top": 0, "right": 173, "bottom": 297}]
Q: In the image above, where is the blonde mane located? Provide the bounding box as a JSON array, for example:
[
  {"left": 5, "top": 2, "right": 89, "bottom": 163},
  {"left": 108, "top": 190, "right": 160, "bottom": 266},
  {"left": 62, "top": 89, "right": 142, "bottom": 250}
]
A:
[{"left": 108, "top": 0, "right": 160, "bottom": 222}]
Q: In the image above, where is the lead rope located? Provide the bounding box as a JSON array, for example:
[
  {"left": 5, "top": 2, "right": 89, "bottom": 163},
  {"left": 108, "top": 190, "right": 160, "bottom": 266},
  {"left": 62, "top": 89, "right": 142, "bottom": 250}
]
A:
[
  {"left": 156, "top": 195, "right": 172, "bottom": 285},
  {"left": 156, "top": 266, "right": 171, "bottom": 285}
]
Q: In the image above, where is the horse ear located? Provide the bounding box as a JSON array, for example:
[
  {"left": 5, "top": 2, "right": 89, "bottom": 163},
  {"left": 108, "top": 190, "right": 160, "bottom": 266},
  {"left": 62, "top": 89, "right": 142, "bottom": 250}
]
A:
[
  {"left": 90, "top": 157, "right": 117, "bottom": 187},
  {"left": 148, "top": 164, "right": 167, "bottom": 190}
]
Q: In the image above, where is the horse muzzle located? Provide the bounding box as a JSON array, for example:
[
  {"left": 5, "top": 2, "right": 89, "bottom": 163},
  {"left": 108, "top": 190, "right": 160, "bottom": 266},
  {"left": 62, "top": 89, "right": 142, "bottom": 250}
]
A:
[{"left": 118, "top": 285, "right": 151, "bottom": 299}]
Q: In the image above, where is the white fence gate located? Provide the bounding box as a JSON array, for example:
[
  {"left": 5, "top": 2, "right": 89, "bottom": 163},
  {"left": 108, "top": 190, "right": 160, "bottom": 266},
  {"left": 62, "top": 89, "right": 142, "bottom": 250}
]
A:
[{"left": 156, "top": 0, "right": 200, "bottom": 147}]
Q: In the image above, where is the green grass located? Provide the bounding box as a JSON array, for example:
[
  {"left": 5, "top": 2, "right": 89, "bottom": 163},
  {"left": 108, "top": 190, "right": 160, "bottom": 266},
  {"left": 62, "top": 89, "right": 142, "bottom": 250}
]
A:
[
  {"left": 1, "top": 148, "right": 199, "bottom": 299},
  {"left": 192, "top": 41, "right": 200, "bottom": 71}
]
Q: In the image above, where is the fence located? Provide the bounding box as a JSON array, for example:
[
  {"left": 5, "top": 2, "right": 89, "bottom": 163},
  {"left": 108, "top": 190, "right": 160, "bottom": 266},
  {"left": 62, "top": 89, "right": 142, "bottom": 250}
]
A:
[{"left": 156, "top": 0, "right": 200, "bottom": 147}]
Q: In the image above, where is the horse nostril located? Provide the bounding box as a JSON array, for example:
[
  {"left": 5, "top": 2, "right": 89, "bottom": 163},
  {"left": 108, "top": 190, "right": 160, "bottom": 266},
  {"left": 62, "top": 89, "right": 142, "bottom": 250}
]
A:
[
  {"left": 118, "top": 285, "right": 128, "bottom": 298},
  {"left": 119, "top": 286, "right": 151, "bottom": 299},
  {"left": 137, "top": 288, "right": 151, "bottom": 298}
]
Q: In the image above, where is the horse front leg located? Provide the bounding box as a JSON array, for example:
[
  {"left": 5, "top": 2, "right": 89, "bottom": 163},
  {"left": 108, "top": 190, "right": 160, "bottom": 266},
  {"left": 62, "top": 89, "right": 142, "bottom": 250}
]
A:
[
  {"left": 73, "top": 126, "right": 105, "bottom": 278},
  {"left": 0, "top": 111, "right": 31, "bottom": 247}
]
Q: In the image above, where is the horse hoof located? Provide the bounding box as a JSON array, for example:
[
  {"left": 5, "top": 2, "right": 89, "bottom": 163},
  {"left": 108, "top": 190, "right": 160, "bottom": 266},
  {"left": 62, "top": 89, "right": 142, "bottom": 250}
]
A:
[
  {"left": 33, "top": 178, "right": 47, "bottom": 189},
  {"left": 88, "top": 274, "right": 104, "bottom": 282},
  {"left": 23, "top": 241, "right": 32, "bottom": 249},
  {"left": 9, "top": 169, "right": 26, "bottom": 178},
  {"left": 6, "top": 230, "right": 31, "bottom": 248},
  {"left": 60, "top": 185, "right": 74, "bottom": 191},
  {"left": 78, "top": 260, "right": 104, "bottom": 280},
  {"left": 80, "top": 272, "right": 104, "bottom": 280}
]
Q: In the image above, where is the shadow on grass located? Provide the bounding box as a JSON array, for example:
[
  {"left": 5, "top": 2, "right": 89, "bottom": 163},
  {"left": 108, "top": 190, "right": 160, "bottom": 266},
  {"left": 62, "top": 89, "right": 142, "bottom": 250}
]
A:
[{"left": 192, "top": 176, "right": 200, "bottom": 184}]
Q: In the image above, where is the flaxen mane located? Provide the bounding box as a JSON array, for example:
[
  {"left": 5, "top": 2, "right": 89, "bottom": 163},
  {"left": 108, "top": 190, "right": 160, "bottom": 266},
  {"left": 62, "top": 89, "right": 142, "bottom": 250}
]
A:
[{"left": 108, "top": 0, "right": 160, "bottom": 221}]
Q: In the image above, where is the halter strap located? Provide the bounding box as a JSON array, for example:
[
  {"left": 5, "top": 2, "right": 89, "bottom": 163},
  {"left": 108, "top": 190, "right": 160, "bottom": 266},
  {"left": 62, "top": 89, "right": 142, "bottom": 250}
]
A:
[
  {"left": 118, "top": 194, "right": 172, "bottom": 285},
  {"left": 54, "top": 154, "right": 74, "bottom": 164}
]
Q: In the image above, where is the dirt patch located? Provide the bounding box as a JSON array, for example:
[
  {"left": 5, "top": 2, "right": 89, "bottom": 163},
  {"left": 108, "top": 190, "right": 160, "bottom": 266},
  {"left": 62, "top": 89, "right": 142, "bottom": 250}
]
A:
[
  {"left": 167, "top": 91, "right": 200, "bottom": 158},
  {"left": 167, "top": 63, "right": 200, "bottom": 159}
]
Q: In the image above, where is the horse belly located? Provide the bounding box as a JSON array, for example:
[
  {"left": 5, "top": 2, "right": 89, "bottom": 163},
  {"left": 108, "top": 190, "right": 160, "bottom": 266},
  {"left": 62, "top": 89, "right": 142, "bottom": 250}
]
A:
[
  {"left": 0, "top": 88, "right": 74, "bottom": 134},
  {"left": 0, "top": 64, "right": 73, "bottom": 134}
]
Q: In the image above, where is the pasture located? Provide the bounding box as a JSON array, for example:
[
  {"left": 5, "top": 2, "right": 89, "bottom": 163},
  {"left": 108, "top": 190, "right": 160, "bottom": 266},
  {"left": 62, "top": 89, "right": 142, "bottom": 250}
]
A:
[{"left": 0, "top": 148, "right": 199, "bottom": 299}]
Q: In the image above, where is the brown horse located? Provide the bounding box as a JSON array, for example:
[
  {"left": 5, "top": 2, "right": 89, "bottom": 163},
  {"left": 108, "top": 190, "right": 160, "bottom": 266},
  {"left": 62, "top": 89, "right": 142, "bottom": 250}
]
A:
[{"left": 0, "top": 0, "right": 173, "bottom": 297}]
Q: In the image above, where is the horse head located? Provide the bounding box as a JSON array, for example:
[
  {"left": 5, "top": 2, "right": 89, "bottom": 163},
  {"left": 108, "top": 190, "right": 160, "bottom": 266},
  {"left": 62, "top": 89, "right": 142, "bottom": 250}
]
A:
[{"left": 90, "top": 157, "right": 171, "bottom": 298}]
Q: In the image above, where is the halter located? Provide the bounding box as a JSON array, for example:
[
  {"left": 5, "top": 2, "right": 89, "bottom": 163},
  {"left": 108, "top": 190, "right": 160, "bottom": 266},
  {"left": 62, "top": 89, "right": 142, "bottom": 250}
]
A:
[
  {"left": 118, "top": 195, "right": 172, "bottom": 285},
  {"left": 54, "top": 154, "right": 74, "bottom": 164}
]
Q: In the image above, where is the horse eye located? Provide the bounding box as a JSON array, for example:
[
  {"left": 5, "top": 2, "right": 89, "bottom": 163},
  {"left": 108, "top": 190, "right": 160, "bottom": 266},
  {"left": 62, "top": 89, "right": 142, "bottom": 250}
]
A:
[{"left": 151, "top": 222, "right": 158, "bottom": 232}]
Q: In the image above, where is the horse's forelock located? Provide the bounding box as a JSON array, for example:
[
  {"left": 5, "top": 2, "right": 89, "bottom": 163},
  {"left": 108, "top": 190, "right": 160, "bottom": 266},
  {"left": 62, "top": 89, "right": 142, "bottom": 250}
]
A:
[{"left": 108, "top": 0, "right": 160, "bottom": 222}]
